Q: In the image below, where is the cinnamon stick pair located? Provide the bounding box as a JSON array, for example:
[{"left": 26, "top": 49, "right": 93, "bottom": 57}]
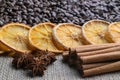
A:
[
  {"left": 62, "top": 43, "right": 120, "bottom": 77},
  {"left": 78, "top": 45, "right": 120, "bottom": 56}
]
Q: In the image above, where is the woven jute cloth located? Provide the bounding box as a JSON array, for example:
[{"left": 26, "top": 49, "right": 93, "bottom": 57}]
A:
[{"left": 0, "top": 56, "right": 120, "bottom": 80}]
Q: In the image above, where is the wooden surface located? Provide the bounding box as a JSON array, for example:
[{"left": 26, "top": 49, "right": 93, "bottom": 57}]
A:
[{"left": 0, "top": 56, "right": 120, "bottom": 80}]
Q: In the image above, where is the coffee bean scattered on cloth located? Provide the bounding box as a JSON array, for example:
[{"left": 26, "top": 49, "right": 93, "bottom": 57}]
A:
[{"left": 0, "top": 0, "right": 120, "bottom": 26}]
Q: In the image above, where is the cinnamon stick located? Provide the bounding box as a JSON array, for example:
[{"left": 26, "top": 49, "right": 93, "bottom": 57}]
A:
[
  {"left": 80, "top": 51, "right": 120, "bottom": 64},
  {"left": 73, "top": 43, "right": 120, "bottom": 53},
  {"left": 78, "top": 46, "right": 120, "bottom": 56},
  {"left": 77, "top": 62, "right": 111, "bottom": 70},
  {"left": 82, "top": 61, "right": 120, "bottom": 77}
]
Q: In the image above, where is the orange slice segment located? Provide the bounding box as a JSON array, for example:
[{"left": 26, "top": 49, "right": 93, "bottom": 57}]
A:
[
  {"left": 0, "top": 23, "right": 32, "bottom": 53},
  {"left": 82, "top": 20, "right": 110, "bottom": 44},
  {"left": 29, "top": 22, "right": 61, "bottom": 53},
  {"left": 0, "top": 27, "right": 10, "bottom": 52},
  {"left": 52, "top": 23, "right": 84, "bottom": 50},
  {"left": 106, "top": 22, "right": 120, "bottom": 43}
]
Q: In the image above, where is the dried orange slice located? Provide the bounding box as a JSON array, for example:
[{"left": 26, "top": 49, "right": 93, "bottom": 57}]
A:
[
  {"left": 106, "top": 22, "right": 120, "bottom": 43},
  {"left": 0, "top": 28, "right": 10, "bottom": 51},
  {"left": 0, "top": 38, "right": 10, "bottom": 51},
  {"left": 52, "top": 23, "right": 84, "bottom": 50},
  {"left": 29, "top": 22, "right": 61, "bottom": 53},
  {"left": 82, "top": 20, "right": 110, "bottom": 44},
  {"left": 0, "top": 28, "right": 15, "bottom": 55},
  {"left": 0, "top": 23, "right": 32, "bottom": 53}
]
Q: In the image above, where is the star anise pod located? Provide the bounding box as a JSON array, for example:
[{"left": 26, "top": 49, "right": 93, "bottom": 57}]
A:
[
  {"left": 47, "top": 51, "right": 56, "bottom": 63},
  {"left": 37, "top": 50, "right": 56, "bottom": 66},
  {"left": 26, "top": 58, "right": 46, "bottom": 76},
  {"left": 12, "top": 52, "right": 34, "bottom": 68}
]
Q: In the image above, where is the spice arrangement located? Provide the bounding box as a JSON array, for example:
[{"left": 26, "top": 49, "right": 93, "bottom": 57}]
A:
[
  {"left": 62, "top": 20, "right": 120, "bottom": 77},
  {"left": 63, "top": 43, "right": 120, "bottom": 77},
  {"left": 0, "top": 0, "right": 120, "bottom": 79},
  {"left": 0, "top": 22, "right": 58, "bottom": 77},
  {"left": 0, "top": 19, "right": 120, "bottom": 78}
]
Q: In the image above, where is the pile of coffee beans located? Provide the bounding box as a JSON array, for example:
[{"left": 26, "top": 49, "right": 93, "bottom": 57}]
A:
[{"left": 0, "top": 0, "right": 120, "bottom": 26}]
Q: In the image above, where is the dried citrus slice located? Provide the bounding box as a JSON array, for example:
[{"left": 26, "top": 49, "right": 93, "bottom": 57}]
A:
[
  {"left": 0, "top": 23, "right": 32, "bottom": 53},
  {"left": 0, "top": 28, "right": 10, "bottom": 51},
  {"left": 82, "top": 20, "right": 110, "bottom": 44},
  {"left": 52, "top": 23, "right": 84, "bottom": 50},
  {"left": 29, "top": 22, "right": 61, "bottom": 53},
  {"left": 0, "top": 37, "right": 10, "bottom": 51},
  {"left": 106, "top": 22, "right": 120, "bottom": 43}
]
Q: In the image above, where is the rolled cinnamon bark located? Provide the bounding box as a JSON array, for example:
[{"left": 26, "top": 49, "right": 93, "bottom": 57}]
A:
[
  {"left": 73, "top": 43, "right": 120, "bottom": 53},
  {"left": 82, "top": 61, "right": 120, "bottom": 77},
  {"left": 78, "top": 46, "right": 120, "bottom": 56},
  {"left": 77, "top": 62, "right": 111, "bottom": 70},
  {"left": 80, "top": 51, "right": 120, "bottom": 64}
]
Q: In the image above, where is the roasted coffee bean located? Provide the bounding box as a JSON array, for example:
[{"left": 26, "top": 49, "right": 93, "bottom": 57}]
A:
[
  {"left": 0, "top": 20, "right": 3, "bottom": 26},
  {"left": 0, "top": 0, "right": 120, "bottom": 26}
]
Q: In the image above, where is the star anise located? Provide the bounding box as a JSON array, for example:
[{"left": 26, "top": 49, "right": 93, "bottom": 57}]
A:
[
  {"left": 12, "top": 50, "right": 57, "bottom": 77},
  {"left": 36, "top": 50, "right": 56, "bottom": 66},
  {"left": 12, "top": 52, "right": 34, "bottom": 68},
  {"left": 26, "top": 58, "right": 46, "bottom": 76},
  {"left": 45, "top": 50, "right": 56, "bottom": 64}
]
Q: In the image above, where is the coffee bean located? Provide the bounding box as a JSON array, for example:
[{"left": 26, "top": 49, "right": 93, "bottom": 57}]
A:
[
  {"left": 0, "top": 20, "right": 3, "bottom": 26},
  {"left": 0, "top": 0, "right": 120, "bottom": 27}
]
